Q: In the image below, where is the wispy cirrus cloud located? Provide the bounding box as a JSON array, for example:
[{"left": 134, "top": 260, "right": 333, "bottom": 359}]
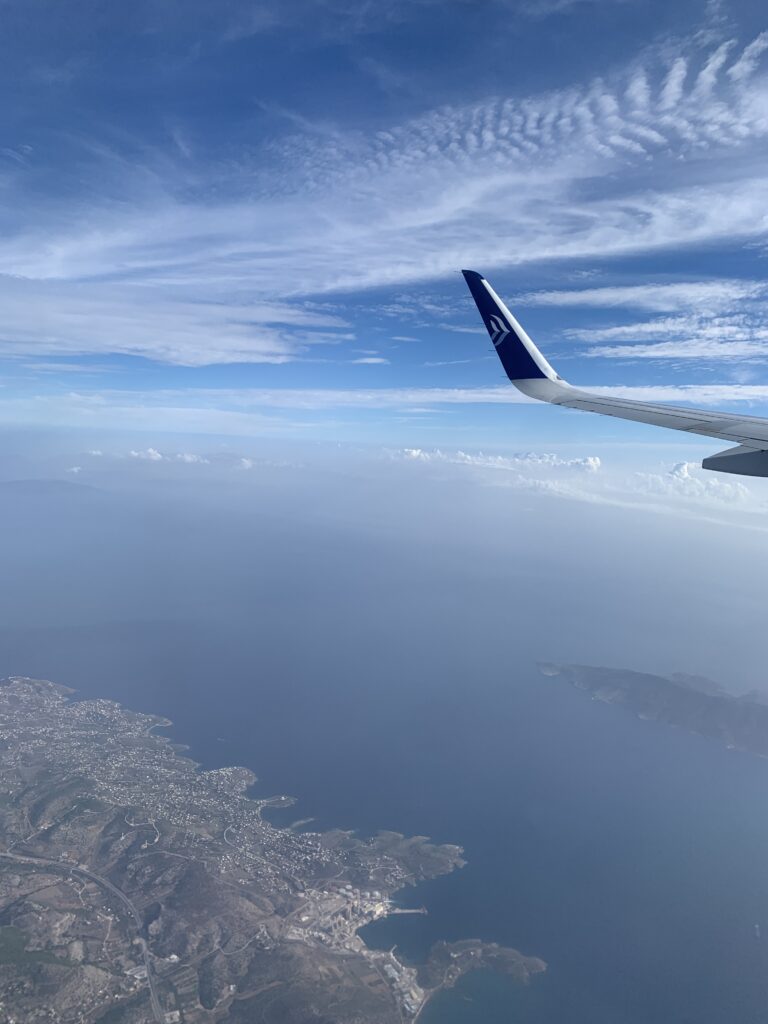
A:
[
  {"left": 513, "top": 278, "right": 768, "bottom": 367},
  {"left": 0, "top": 29, "right": 767, "bottom": 366},
  {"left": 578, "top": 312, "right": 768, "bottom": 361},
  {"left": 261, "top": 32, "right": 768, "bottom": 291},
  {"left": 518, "top": 280, "right": 767, "bottom": 313},
  {"left": 0, "top": 279, "right": 352, "bottom": 366},
  {"left": 537, "top": 275, "right": 768, "bottom": 364},
  {"left": 66, "top": 382, "right": 768, "bottom": 412},
  {"left": 3, "top": 382, "right": 768, "bottom": 441}
]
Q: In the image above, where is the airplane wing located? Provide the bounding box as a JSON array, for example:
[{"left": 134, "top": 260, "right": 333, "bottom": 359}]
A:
[{"left": 462, "top": 269, "right": 768, "bottom": 477}]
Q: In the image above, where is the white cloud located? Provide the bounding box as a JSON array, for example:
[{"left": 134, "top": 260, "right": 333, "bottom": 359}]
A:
[
  {"left": 402, "top": 447, "right": 601, "bottom": 472},
  {"left": 175, "top": 452, "right": 209, "bottom": 464},
  {"left": 574, "top": 314, "right": 754, "bottom": 342},
  {"left": 582, "top": 384, "right": 768, "bottom": 404},
  {"left": 423, "top": 358, "right": 479, "bottom": 366},
  {"left": 160, "top": 382, "right": 768, "bottom": 410},
  {"left": 129, "top": 447, "right": 165, "bottom": 461},
  {"left": 0, "top": 278, "right": 350, "bottom": 366},
  {"left": 519, "top": 280, "right": 766, "bottom": 313},
  {"left": 351, "top": 356, "right": 390, "bottom": 364},
  {"left": 578, "top": 311, "right": 768, "bottom": 360},
  {"left": 0, "top": 32, "right": 766, "bottom": 363},
  {"left": 66, "top": 465, "right": 82, "bottom": 474},
  {"left": 399, "top": 445, "right": 768, "bottom": 527},
  {"left": 127, "top": 447, "right": 211, "bottom": 463},
  {"left": 631, "top": 460, "right": 751, "bottom": 504},
  {"left": 589, "top": 339, "right": 768, "bottom": 360},
  {"left": 727, "top": 30, "right": 768, "bottom": 81},
  {"left": 4, "top": 382, "right": 768, "bottom": 439}
]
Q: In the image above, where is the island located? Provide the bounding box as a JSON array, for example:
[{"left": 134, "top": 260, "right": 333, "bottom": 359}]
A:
[
  {"left": 0, "top": 677, "right": 545, "bottom": 1022},
  {"left": 539, "top": 662, "right": 768, "bottom": 756}
]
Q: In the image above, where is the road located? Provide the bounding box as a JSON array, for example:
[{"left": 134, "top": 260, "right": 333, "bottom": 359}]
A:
[{"left": 0, "top": 848, "right": 165, "bottom": 1023}]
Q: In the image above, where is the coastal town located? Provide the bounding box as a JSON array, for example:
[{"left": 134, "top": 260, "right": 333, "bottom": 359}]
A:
[{"left": 0, "top": 676, "right": 544, "bottom": 1023}]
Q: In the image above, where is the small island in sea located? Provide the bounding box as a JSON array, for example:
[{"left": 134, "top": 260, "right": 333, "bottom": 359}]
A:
[
  {"left": 539, "top": 662, "right": 768, "bottom": 757},
  {"left": 0, "top": 677, "right": 545, "bottom": 1023}
]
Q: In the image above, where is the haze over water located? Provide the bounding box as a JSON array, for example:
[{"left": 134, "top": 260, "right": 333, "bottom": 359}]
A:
[
  {"left": 2, "top": 446, "right": 768, "bottom": 1022},
  {"left": 7, "top": 613, "right": 768, "bottom": 1022}
]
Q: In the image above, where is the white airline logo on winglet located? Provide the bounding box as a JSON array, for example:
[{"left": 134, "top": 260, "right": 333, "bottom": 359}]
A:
[{"left": 488, "top": 314, "right": 510, "bottom": 347}]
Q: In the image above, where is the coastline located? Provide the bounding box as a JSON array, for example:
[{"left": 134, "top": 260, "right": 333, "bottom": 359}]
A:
[{"left": 0, "top": 675, "right": 545, "bottom": 1021}]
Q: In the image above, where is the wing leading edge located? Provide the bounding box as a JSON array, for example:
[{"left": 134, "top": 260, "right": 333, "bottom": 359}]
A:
[{"left": 461, "top": 269, "right": 768, "bottom": 478}]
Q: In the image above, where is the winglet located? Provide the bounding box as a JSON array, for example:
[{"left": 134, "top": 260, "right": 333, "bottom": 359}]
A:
[{"left": 462, "top": 270, "right": 559, "bottom": 383}]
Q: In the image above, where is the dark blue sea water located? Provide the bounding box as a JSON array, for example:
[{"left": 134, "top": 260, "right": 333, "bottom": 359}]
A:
[{"left": 4, "top": 618, "right": 768, "bottom": 1023}]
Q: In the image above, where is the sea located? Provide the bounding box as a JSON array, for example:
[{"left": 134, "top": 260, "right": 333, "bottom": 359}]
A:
[{"left": 3, "top": 617, "right": 768, "bottom": 1023}]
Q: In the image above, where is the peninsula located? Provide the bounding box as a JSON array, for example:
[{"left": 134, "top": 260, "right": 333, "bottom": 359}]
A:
[
  {"left": 0, "top": 677, "right": 544, "bottom": 1022},
  {"left": 539, "top": 662, "right": 768, "bottom": 757}
]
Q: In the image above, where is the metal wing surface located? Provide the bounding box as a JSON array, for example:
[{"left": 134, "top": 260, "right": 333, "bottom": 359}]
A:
[{"left": 462, "top": 269, "right": 768, "bottom": 477}]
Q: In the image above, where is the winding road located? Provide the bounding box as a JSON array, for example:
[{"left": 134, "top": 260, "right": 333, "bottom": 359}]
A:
[{"left": 0, "top": 849, "right": 164, "bottom": 1022}]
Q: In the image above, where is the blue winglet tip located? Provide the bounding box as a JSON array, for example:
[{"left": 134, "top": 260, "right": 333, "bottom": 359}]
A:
[{"left": 460, "top": 267, "right": 549, "bottom": 382}]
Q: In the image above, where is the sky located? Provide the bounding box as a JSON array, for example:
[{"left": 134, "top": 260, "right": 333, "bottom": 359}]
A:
[
  {"left": 0, "top": 0, "right": 768, "bottom": 461},
  {"left": 5, "top": 11, "right": 768, "bottom": 1015}
]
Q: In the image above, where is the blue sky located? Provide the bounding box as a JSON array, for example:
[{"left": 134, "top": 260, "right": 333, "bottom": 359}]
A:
[{"left": 2, "top": 0, "right": 768, "bottom": 452}]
